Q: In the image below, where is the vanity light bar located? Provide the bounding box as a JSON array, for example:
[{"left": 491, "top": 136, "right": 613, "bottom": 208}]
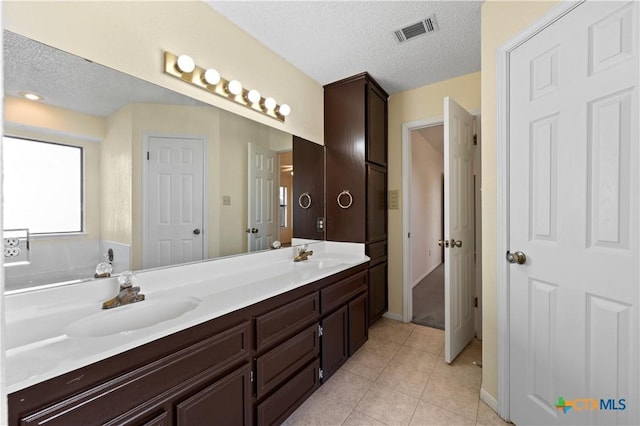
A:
[{"left": 163, "top": 52, "right": 291, "bottom": 122}]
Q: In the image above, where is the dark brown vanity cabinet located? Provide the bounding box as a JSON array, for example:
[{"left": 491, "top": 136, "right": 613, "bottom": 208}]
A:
[
  {"left": 324, "top": 72, "right": 389, "bottom": 325},
  {"left": 9, "top": 264, "right": 369, "bottom": 426}
]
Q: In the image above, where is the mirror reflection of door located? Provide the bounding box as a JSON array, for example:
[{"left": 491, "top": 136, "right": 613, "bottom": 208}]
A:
[
  {"left": 247, "top": 143, "right": 278, "bottom": 251},
  {"left": 143, "top": 134, "right": 206, "bottom": 269},
  {"left": 278, "top": 151, "right": 293, "bottom": 247}
]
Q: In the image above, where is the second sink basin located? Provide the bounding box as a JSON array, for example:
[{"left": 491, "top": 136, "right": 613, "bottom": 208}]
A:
[{"left": 65, "top": 297, "right": 200, "bottom": 338}]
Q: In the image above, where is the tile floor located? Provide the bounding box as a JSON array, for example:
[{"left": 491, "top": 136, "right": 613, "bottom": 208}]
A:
[{"left": 283, "top": 318, "right": 508, "bottom": 426}]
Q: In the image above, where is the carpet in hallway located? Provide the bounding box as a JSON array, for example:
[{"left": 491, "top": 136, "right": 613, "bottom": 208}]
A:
[{"left": 412, "top": 263, "right": 444, "bottom": 329}]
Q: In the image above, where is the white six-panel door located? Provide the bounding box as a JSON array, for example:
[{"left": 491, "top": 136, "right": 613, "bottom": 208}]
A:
[
  {"left": 508, "top": 2, "right": 639, "bottom": 425},
  {"left": 144, "top": 135, "right": 205, "bottom": 269},
  {"left": 444, "top": 96, "right": 476, "bottom": 363},
  {"left": 247, "top": 142, "right": 277, "bottom": 252}
]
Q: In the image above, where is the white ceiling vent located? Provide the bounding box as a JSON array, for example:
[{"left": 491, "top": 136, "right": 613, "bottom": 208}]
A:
[{"left": 394, "top": 15, "right": 439, "bottom": 44}]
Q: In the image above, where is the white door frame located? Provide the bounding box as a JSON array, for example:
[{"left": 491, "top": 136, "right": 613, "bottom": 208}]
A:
[
  {"left": 401, "top": 110, "right": 480, "bottom": 325},
  {"left": 495, "top": 1, "right": 585, "bottom": 420},
  {"left": 141, "top": 133, "right": 209, "bottom": 268}
]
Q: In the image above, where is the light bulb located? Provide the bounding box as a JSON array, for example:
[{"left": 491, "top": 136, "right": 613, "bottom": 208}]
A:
[
  {"left": 278, "top": 104, "right": 291, "bottom": 117},
  {"left": 263, "top": 97, "right": 277, "bottom": 111},
  {"left": 246, "top": 89, "right": 261, "bottom": 104},
  {"left": 176, "top": 54, "right": 195, "bottom": 73},
  {"left": 21, "top": 92, "right": 43, "bottom": 101},
  {"left": 227, "top": 80, "right": 242, "bottom": 96},
  {"left": 202, "top": 68, "right": 220, "bottom": 85}
]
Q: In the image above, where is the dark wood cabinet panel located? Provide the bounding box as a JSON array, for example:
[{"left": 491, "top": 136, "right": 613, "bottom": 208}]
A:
[
  {"left": 348, "top": 292, "right": 368, "bottom": 356},
  {"left": 255, "top": 291, "right": 319, "bottom": 353},
  {"left": 256, "top": 323, "right": 319, "bottom": 399},
  {"left": 19, "top": 322, "right": 250, "bottom": 426},
  {"left": 142, "top": 412, "right": 169, "bottom": 426},
  {"left": 366, "top": 85, "right": 387, "bottom": 167},
  {"left": 256, "top": 359, "right": 320, "bottom": 426},
  {"left": 369, "top": 262, "right": 388, "bottom": 325},
  {"left": 320, "top": 271, "right": 367, "bottom": 314},
  {"left": 293, "top": 136, "right": 325, "bottom": 240},
  {"left": 321, "top": 306, "right": 348, "bottom": 381},
  {"left": 367, "top": 164, "right": 387, "bottom": 243},
  {"left": 176, "top": 363, "right": 252, "bottom": 426},
  {"left": 325, "top": 78, "right": 366, "bottom": 243},
  {"left": 366, "top": 241, "right": 387, "bottom": 266}
]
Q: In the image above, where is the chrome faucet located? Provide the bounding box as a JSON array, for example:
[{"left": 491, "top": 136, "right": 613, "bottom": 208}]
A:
[
  {"left": 294, "top": 244, "right": 314, "bottom": 262},
  {"left": 102, "top": 271, "right": 145, "bottom": 309}
]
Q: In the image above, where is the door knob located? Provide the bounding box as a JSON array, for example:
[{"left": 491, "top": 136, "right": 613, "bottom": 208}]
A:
[
  {"left": 251, "top": 228, "right": 258, "bottom": 234},
  {"left": 450, "top": 239, "right": 462, "bottom": 248},
  {"left": 193, "top": 228, "right": 201, "bottom": 235},
  {"left": 506, "top": 251, "right": 527, "bottom": 265},
  {"left": 438, "top": 239, "right": 449, "bottom": 248}
]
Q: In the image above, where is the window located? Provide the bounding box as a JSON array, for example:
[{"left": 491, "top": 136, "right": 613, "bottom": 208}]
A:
[{"left": 3, "top": 136, "right": 83, "bottom": 234}]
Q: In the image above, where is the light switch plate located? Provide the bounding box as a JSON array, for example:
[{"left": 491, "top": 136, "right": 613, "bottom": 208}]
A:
[
  {"left": 222, "top": 195, "right": 231, "bottom": 206},
  {"left": 388, "top": 190, "right": 399, "bottom": 210}
]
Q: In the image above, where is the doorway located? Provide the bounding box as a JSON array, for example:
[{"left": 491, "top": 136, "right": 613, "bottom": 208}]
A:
[{"left": 410, "top": 124, "right": 445, "bottom": 330}]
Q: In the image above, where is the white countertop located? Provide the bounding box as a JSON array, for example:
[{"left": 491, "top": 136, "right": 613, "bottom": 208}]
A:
[{"left": 5, "top": 241, "right": 368, "bottom": 393}]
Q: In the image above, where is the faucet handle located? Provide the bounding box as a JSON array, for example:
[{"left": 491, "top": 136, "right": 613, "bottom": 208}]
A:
[{"left": 118, "top": 271, "right": 137, "bottom": 288}]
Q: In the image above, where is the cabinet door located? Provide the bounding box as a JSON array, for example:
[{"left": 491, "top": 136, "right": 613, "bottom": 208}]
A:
[
  {"left": 320, "top": 306, "right": 348, "bottom": 381},
  {"left": 325, "top": 79, "right": 366, "bottom": 243},
  {"left": 176, "top": 363, "right": 252, "bottom": 426},
  {"left": 293, "top": 136, "right": 325, "bottom": 240},
  {"left": 369, "top": 262, "right": 388, "bottom": 325},
  {"left": 366, "top": 164, "right": 387, "bottom": 243},
  {"left": 366, "top": 85, "right": 387, "bottom": 167},
  {"left": 349, "top": 292, "right": 368, "bottom": 355}
]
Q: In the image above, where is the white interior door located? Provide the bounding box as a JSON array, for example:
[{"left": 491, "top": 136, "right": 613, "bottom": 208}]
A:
[
  {"left": 508, "top": 2, "right": 639, "bottom": 425},
  {"left": 248, "top": 143, "right": 277, "bottom": 251},
  {"left": 144, "top": 135, "right": 205, "bottom": 269},
  {"left": 444, "top": 96, "right": 476, "bottom": 363}
]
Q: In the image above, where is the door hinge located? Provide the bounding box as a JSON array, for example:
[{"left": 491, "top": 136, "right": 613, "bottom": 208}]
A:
[
  {"left": 473, "top": 135, "right": 478, "bottom": 146},
  {"left": 319, "top": 369, "right": 324, "bottom": 380},
  {"left": 250, "top": 370, "right": 254, "bottom": 382},
  {"left": 474, "top": 297, "right": 478, "bottom": 308},
  {"left": 146, "top": 151, "right": 150, "bottom": 160},
  {"left": 408, "top": 232, "right": 411, "bottom": 238},
  {"left": 318, "top": 325, "right": 323, "bottom": 337}
]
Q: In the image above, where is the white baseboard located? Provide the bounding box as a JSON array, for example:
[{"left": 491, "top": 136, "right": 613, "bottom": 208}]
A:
[
  {"left": 480, "top": 387, "right": 499, "bottom": 412},
  {"left": 382, "top": 311, "right": 403, "bottom": 322}
]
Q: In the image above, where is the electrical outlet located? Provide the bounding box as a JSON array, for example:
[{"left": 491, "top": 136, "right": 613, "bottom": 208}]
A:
[
  {"left": 3, "top": 229, "right": 30, "bottom": 265},
  {"left": 222, "top": 195, "right": 231, "bottom": 206},
  {"left": 5, "top": 237, "right": 20, "bottom": 247}
]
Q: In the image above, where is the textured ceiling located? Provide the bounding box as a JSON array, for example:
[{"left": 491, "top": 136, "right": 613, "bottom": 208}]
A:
[
  {"left": 207, "top": 1, "right": 482, "bottom": 94},
  {"left": 3, "top": 31, "right": 204, "bottom": 117}
]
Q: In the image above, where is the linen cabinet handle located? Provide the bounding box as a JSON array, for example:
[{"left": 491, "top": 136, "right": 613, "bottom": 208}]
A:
[
  {"left": 298, "top": 192, "right": 312, "bottom": 209},
  {"left": 337, "top": 190, "right": 353, "bottom": 209}
]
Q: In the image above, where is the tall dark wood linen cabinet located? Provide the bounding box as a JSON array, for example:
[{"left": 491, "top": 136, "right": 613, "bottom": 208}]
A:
[{"left": 324, "top": 72, "right": 388, "bottom": 325}]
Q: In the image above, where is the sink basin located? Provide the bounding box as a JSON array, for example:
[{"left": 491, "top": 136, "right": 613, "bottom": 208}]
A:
[{"left": 65, "top": 297, "right": 200, "bottom": 338}]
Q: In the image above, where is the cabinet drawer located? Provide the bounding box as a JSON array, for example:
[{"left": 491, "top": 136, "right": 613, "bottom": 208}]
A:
[
  {"left": 255, "top": 292, "right": 319, "bottom": 353},
  {"left": 366, "top": 241, "right": 387, "bottom": 265},
  {"left": 142, "top": 412, "right": 168, "bottom": 426},
  {"left": 256, "top": 359, "right": 320, "bottom": 426},
  {"left": 256, "top": 323, "right": 319, "bottom": 399},
  {"left": 20, "top": 322, "right": 250, "bottom": 425},
  {"left": 321, "top": 271, "right": 367, "bottom": 313}
]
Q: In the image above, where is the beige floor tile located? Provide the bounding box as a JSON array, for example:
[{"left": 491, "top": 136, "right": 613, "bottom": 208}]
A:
[
  {"left": 341, "top": 410, "right": 386, "bottom": 426},
  {"left": 411, "top": 325, "right": 445, "bottom": 337},
  {"left": 316, "top": 368, "right": 373, "bottom": 409},
  {"left": 431, "top": 357, "right": 482, "bottom": 390},
  {"left": 422, "top": 375, "right": 480, "bottom": 420},
  {"left": 355, "top": 384, "right": 419, "bottom": 426},
  {"left": 282, "top": 390, "right": 354, "bottom": 426},
  {"left": 409, "top": 401, "right": 475, "bottom": 426},
  {"left": 376, "top": 362, "right": 430, "bottom": 398},
  {"left": 392, "top": 346, "right": 439, "bottom": 374},
  {"left": 476, "top": 401, "right": 509, "bottom": 426},
  {"left": 403, "top": 328, "right": 445, "bottom": 355},
  {"left": 369, "top": 318, "right": 416, "bottom": 344},
  {"left": 342, "top": 338, "right": 401, "bottom": 381},
  {"left": 456, "top": 339, "right": 483, "bottom": 363}
]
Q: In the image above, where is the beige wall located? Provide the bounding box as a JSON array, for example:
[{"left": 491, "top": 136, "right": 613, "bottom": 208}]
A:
[
  {"left": 3, "top": 1, "right": 324, "bottom": 145},
  {"left": 480, "top": 0, "right": 560, "bottom": 402},
  {"left": 387, "top": 72, "right": 481, "bottom": 318}
]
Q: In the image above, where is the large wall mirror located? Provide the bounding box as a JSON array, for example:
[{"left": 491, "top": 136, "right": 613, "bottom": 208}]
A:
[{"left": 3, "top": 30, "right": 325, "bottom": 292}]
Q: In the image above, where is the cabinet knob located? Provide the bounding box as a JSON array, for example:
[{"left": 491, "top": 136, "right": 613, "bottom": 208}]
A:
[{"left": 298, "top": 192, "right": 312, "bottom": 209}]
